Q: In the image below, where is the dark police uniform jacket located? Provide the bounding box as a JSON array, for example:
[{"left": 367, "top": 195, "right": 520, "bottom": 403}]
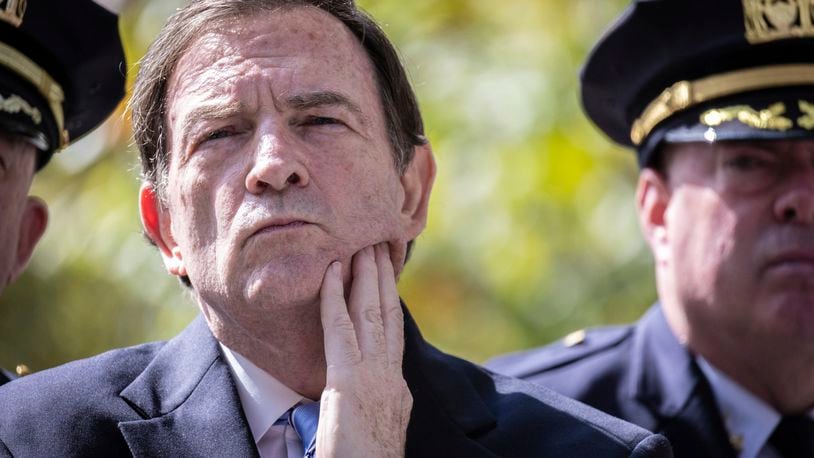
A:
[
  {"left": 488, "top": 305, "right": 734, "bottom": 458},
  {"left": 0, "top": 306, "right": 672, "bottom": 457},
  {"left": 0, "top": 370, "right": 11, "bottom": 387}
]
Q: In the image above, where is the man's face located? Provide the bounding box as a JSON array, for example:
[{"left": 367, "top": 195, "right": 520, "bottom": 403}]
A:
[
  {"left": 0, "top": 135, "right": 43, "bottom": 294},
  {"left": 653, "top": 139, "right": 814, "bottom": 350},
  {"left": 158, "top": 8, "right": 421, "bottom": 318}
]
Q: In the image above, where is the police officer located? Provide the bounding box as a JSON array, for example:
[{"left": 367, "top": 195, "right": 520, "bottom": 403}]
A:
[
  {"left": 489, "top": 0, "right": 814, "bottom": 457},
  {"left": 0, "top": 0, "right": 125, "bottom": 385}
]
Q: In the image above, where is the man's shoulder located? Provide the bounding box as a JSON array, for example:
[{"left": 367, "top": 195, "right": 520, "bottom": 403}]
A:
[
  {"left": 487, "top": 324, "right": 634, "bottom": 380},
  {"left": 0, "top": 339, "right": 166, "bottom": 447},
  {"left": 480, "top": 364, "right": 670, "bottom": 456},
  {"left": 411, "top": 343, "right": 670, "bottom": 457},
  {"left": 1, "top": 339, "right": 165, "bottom": 404},
  {"left": 483, "top": 323, "right": 654, "bottom": 427}
]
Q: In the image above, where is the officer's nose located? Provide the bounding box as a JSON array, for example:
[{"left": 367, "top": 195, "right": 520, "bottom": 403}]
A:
[
  {"left": 245, "top": 128, "right": 310, "bottom": 194},
  {"left": 774, "top": 167, "right": 814, "bottom": 225}
]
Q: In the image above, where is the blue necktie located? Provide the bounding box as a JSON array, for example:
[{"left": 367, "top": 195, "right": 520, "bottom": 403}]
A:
[{"left": 290, "top": 402, "right": 320, "bottom": 458}]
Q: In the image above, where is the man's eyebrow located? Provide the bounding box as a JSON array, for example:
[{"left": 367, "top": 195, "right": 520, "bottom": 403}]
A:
[
  {"left": 286, "top": 91, "right": 366, "bottom": 123},
  {"left": 179, "top": 101, "right": 244, "bottom": 141}
]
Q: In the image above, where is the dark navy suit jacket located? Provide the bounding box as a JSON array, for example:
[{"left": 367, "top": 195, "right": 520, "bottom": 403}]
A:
[
  {"left": 0, "top": 307, "right": 672, "bottom": 457},
  {"left": 488, "top": 305, "right": 734, "bottom": 458}
]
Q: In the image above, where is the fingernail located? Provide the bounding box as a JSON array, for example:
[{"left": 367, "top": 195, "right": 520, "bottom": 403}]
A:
[{"left": 331, "top": 261, "right": 341, "bottom": 274}]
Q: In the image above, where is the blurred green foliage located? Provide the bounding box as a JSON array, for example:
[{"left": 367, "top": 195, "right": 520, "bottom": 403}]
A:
[{"left": 0, "top": 0, "right": 656, "bottom": 373}]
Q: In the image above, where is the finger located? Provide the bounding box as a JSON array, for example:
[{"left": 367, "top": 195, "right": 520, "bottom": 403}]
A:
[
  {"left": 320, "top": 261, "right": 361, "bottom": 366},
  {"left": 348, "top": 245, "right": 387, "bottom": 359},
  {"left": 376, "top": 243, "right": 405, "bottom": 367}
]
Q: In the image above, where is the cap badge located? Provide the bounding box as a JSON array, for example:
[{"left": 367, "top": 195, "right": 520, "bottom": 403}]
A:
[
  {"left": 0, "top": 0, "right": 26, "bottom": 28},
  {"left": 743, "top": 0, "right": 814, "bottom": 43}
]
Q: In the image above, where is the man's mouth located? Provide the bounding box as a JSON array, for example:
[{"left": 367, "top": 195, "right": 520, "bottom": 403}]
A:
[
  {"left": 764, "top": 250, "right": 814, "bottom": 275},
  {"left": 252, "top": 219, "right": 311, "bottom": 237}
]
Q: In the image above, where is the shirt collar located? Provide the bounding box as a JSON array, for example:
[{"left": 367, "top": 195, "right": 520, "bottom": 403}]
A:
[
  {"left": 697, "top": 357, "right": 780, "bottom": 458},
  {"left": 219, "top": 343, "right": 304, "bottom": 444}
]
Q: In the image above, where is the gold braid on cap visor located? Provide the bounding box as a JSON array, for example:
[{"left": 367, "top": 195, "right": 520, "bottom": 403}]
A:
[
  {"left": 630, "top": 64, "right": 814, "bottom": 145},
  {"left": 0, "top": 40, "right": 66, "bottom": 149}
]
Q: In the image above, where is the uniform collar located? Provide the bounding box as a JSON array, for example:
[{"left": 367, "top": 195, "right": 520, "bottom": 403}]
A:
[
  {"left": 697, "top": 357, "right": 814, "bottom": 458},
  {"left": 219, "top": 343, "right": 305, "bottom": 445},
  {"left": 697, "top": 357, "right": 779, "bottom": 458}
]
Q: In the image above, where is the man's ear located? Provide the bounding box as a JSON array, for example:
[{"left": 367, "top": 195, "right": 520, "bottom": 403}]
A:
[
  {"left": 636, "top": 168, "right": 671, "bottom": 266},
  {"left": 8, "top": 196, "right": 48, "bottom": 283},
  {"left": 139, "top": 183, "right": 187, "bottom": 277},
  {"left": 400, "top": 143, "right": 436, "bottom": 239}
]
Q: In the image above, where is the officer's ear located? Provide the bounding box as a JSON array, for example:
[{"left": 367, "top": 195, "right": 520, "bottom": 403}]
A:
[
  {"left": 8, "top": 196, "right": 48, "bottom": 283},
  {"left": 139, "top": 183, "right": 187, "bottom": 277},
  {"left": 636, "top": 167, "right": 671, "bottom": 266}
]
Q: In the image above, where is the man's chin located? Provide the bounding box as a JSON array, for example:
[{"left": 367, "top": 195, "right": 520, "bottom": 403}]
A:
[
  {"left": 759, "top": 294, "right": 814, "bottom": 339},
  {"left": 242, "top": 265, "right": 325, "bottom": 311}
]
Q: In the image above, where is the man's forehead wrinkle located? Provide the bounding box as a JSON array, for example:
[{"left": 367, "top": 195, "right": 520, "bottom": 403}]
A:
[
  {"left": 181, "top": 100, "right": 246, "bottom": 138},
  {"left": 168, "top": 33, "right": 256, "bottom": 138},
  {"left": 165, "top": 6, "right": 385, "bottom": 151},
  {"left": 286, "top": 92, "right": 366, "bottom": 120}
]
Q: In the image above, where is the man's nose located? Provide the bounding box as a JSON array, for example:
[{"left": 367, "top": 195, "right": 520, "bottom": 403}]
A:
[
  {"left": 245, "top": 129, "right": 310, "bottom": 194},
  {"left": 774, "top": 167, "right": 814, "bottom": 225}
]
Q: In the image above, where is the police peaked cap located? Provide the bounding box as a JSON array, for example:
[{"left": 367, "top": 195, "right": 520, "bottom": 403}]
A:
[
  {"left": 0, "top": 0, "right": 126, "bottom": 169},
  {"left": 581, "top": 0, "right": 814, "bottom": 167}
]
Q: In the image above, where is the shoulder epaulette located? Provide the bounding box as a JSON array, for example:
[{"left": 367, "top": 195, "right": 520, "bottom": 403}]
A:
[{"left": 490, "top": 325, "right": 634, "bottom": 378}]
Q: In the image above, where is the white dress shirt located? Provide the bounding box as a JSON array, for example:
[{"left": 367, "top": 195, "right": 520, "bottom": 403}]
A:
[
  {"left": 697, "top": 357, "right": 814, "bottom": 458},
  {"left": 220, "top": 344, "right": 307, "bottom": 458}
]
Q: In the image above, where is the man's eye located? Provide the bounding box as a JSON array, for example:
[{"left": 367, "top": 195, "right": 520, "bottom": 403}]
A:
[
  {"left": 205, "top": 129, "right": 232, "bottom": 141},
  {"left": 724, "top": 155, "right": 767, "bottom": 170},
  {"left": 304, "top": 116, "right": 340, "bottom": 126}
]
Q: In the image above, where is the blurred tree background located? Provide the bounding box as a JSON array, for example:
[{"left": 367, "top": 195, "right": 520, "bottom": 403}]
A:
[{"left": 0, "top": 0, "right": 655, "bottom": 373}]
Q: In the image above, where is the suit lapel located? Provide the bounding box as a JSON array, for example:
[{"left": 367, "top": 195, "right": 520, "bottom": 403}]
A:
[
  {"left": 401, "top": 307, "right": 499, "bottom": 457},
  {"left": 631, "top": 306, "right": 736, "bottom": 458},
  {"left": 117, "top": 316, "right": 258, "bottom": 457}
]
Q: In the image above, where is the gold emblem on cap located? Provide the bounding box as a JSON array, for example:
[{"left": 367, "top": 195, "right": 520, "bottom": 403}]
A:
[
  {"left": 701, "top": 102, "right": 793, "bottom": 131},
  {"left": 0, "top": 92, "right": 41, "bottom": 124},
  {"left": 699, "top": 100, "right": 814, "bottom": 133},
  {"left": 798, "top": 100, "right": 814, "bottom": 128},
  {"left": 0, "top": 0, "right": 26, "bottom": 28},
  {"left": 743, "top": 0, "right": 814, "bottom": 43}
]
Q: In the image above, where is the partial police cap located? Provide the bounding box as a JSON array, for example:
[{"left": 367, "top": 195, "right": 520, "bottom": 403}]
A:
[
  {"left": 581, "top": 0, "right": 814, "bottom": 168},
  {"left": 0, "top": 0, "right": 126, "bottom": 169}
]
